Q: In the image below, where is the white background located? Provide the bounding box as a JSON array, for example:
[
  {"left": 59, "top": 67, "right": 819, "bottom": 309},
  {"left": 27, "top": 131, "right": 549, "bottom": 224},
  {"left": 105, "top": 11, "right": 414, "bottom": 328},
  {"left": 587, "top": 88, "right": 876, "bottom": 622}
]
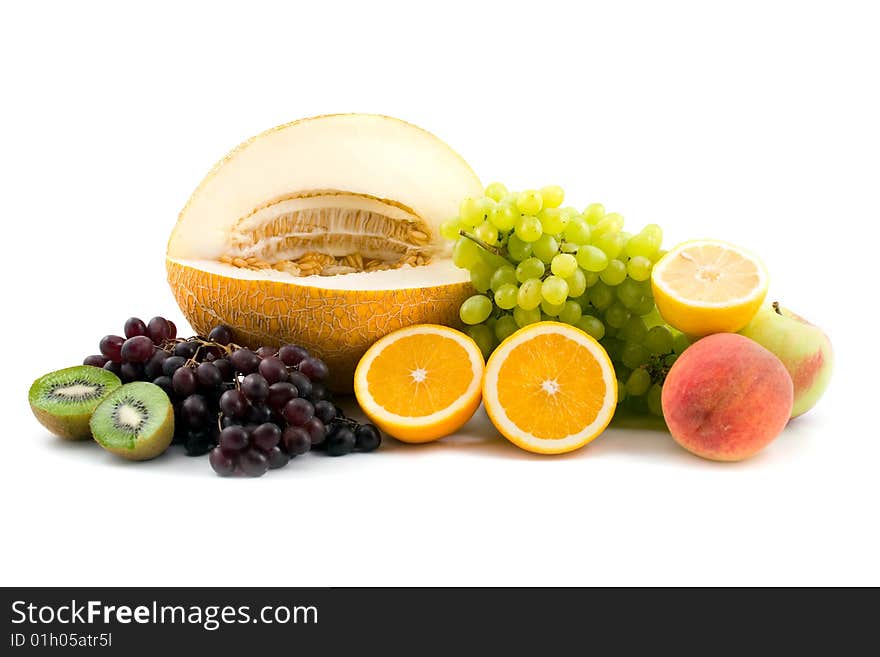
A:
[{"left": 1, "top": 1, "right": 877, "bottom": 586}]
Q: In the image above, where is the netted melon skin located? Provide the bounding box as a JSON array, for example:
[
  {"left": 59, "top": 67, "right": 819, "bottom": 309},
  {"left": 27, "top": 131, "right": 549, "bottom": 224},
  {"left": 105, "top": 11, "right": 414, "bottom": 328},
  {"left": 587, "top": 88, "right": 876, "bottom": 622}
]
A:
[{"left": 167, "top": 259, "right": 472, "bottom": 393}]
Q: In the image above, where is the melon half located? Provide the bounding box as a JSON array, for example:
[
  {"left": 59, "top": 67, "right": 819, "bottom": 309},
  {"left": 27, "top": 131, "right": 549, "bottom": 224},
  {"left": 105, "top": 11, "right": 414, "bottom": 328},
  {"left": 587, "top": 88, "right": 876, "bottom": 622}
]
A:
[{"left": 166, "top": 114, "right": 482, "bottom": 392}]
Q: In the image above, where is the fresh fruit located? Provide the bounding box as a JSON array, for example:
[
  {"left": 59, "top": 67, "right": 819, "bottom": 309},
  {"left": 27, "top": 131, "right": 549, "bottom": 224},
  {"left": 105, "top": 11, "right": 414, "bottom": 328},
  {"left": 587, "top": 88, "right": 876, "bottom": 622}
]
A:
[
  {"left": 661, "top": 333, "right": 793, "bottom": 461},
  {"left": 28, "top": 366, "right": 122, "bottom": 440},
  {"left": 354, "top": 325, "right": 484, "bottom": 443},
  {"left": 651, "top": 239, "right": 768, "bottom": 336},
  {"left": 89, "top": 382, "right": 175, "bottom": 460},
  {"left": 166, "top": 114, "right": 484, "bottom": 391},
  {"left": 740, "top": 302, "right": 833, "bottom": 417},
  {"left": 482, "top": 322, "right": 617, "bottom": 454}
]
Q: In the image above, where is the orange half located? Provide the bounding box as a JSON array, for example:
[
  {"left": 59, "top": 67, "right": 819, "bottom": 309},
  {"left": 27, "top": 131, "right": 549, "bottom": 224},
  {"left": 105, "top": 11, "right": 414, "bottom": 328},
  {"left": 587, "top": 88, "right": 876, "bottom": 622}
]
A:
[
  {"left": 482, "top": 322, "right": 617, "bottom": 454},
  {"left": 354, "top": 325, "right": 484, "bottom": 443}
]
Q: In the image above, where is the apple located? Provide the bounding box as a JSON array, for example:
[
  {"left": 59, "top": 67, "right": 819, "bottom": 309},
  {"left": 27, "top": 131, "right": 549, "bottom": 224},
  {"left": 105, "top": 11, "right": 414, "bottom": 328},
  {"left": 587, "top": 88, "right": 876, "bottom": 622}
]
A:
[{"left": 739, "top": 302, "right": 833, "bottom": 417}]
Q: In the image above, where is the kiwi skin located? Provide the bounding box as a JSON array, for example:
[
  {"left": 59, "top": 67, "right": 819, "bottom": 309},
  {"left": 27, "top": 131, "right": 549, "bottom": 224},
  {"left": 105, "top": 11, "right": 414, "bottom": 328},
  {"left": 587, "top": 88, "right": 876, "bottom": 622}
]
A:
[
  {"left": 28, "top": 365, "right": 122, "bottom": 440},
  {"left": 90, "top": 382, "right": 175, "bottom": 461}
]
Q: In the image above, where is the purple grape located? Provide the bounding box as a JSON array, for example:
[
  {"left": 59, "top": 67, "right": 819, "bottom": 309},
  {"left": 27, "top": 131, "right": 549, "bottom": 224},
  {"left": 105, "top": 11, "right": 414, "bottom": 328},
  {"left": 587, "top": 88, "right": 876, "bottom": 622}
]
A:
[
  {"left": 267, "top": 447, "right": 289, "bottom": 469},
  {"left": 213, "top": 358, "right": 233, "bottom": 381},
  {"left": 153, "top": 376, "right": 174, "bottom": 398},
  {"left": 219, "top": 389, "right": 247, "bottom": 418},
  {"left": 256, "top": 346, "right": 276, "bottom": 359},
  {"left": 230, "top": 348, "right": 260, "bottom": 374},
  {"left": 208, "top": 325, "right": 233, "bottom": 346},
  {"left": 172, "top": 366, "right": 197, "bottom": 396},
  {"left": 258, "top": 356, "right": 288, "bottom": 384},
  {"left": 282, "top": 426, "right": 311, "bottom": 455},
  {"left": 83, "top": 354, "right": 108, "bottom": 367},
  {"left": 173, "top": 341, "right": 199, "bottom": 359},
  {"left": 355, "top": 424, "right": 382, "bottom": 452},
  {"left": 120, "top": 362, "right": 144, "bottom": 382},
  {"left": 303, "top": 417, "right": 326, "bottom": 446},
  {"left": 252, "top": 423, "right": 281, "bottom": 451},
  {"left": 181, "top": 394, "right": 211, "bottom": 427},
  {"left": 219, "top": 425, "right": 249, "bottom": 452},
  {"left": 196, "top": 362, "right": 222, "bottom": 389},
  {"left": 162, "top": 355, "right": 187, "bottom": 376},
  {"left": 221, "top": 416, "right": 240, "bottom": 429},
  {"left": 121, "top": 336, "right": 155, "bottom": 363},
  {"left": 313, "top": 400, "right": 336, "bottom": 424},
  {"left": 298, "top": 357, "right": 329, "bottom": 381},
  {"left": 246, "top": 404, "right": 272, "bottom": 425},
  {"left": 124, "top": 317, "right": 147, "bottom": 338},
  {"left": 241, "top": 373, "right": 269, "bottom": 402},
  {"left": 278, "top": 344, "right": 308, "bottom": 366},
  {"left": 282, "top": 398, "right": 314, "bottom": 426},
  {"left": 166, "top": 320, "right": 177, "bottom": 340},
  {"left": 325, "top": 426, "right": 356, "bottom": 456},
  {"left": 147, "top": 316, "right": 171, "bottom": 343},
  {"left": 100, "top": 335, "right": 125, "bottom": 363},
  {"left": 309, "top": 381, "right": 330, "bottom": 402},
  {"left": 103, "top": 360, "right": 123, "bottom": 376},
  {"left": 288, "top": 371, "right": 313, "bottom": 399},
  {"left": 267, "top": 382, "right": 298, "bottom": 412},
  {"left": 239, "top": 449, "right": 269, "bottom": 477},
  {"left": 144, "top": 350, "right": 169, "bottom": 379},
  {"left": 209, "top": 447, "right": 235, "bottom": 476}
]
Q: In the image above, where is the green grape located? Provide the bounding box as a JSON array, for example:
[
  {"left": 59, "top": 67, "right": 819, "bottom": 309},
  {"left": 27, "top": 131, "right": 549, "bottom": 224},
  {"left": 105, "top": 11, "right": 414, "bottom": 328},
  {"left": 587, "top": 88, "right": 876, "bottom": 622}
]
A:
[
  {"left": 490, "top": 265, "right": 517, "bottom": 292},
  {"left": 506, "top": 234, "right": 532, "bottom": 261},
  {"left": 550, "top": 253, "right": 577, "bottom": 278},
  {"left": 539, "top": 207, "right": 568, "bottom": 234},
  {"left": 489, "top": 203, "right": 518, "bottom": 231},
  {"left": 627, "top": 255, "right": 652, "bottom": 281},
  {"left": 621, "top": 343, "right": 649, "bottom": 369},
  {"left": 593, "top": 212, "right": 624, "bottom": 238},
  {"left": 602, "top": 337, "right": 624, "bottom": 361},
  {"left": 541, "top": 299, "right": 565, "bottom": 316},
  {"left": 617, "top": 379, "right": 627, "bottom": 403},
  {"left": 513, "top": 306, "right": 541, "bottom": 327},
  {"left": 532, "top": 234, "right": 559, "bottom": 263},
  {"left": 576, "top": 245, "right": 608, "bottom": 272},
  {"left": 494, "top": 315, "right": 519, "bottom": 342},
  {"left": 583, "top": 203, "right": 605, "bottom": 225},
  {"left": 467, "top": 324, "right": 496, "bottom": 359},
  {"left": 469, "top": 260, "right": 493, "bottom": 292},
  {"left": 541, "top": 276, "right": 569, "bottom": 305},
  {"left": 589, "top": 282, "right": 614, "bottom": 310},
  {"left": 563, "top": 217, "right": 591, "bottom": 244},
  {"left": 584, "top": 271, "right": 600, "bottom": 287},
  {"left": 516, "top": 190, "right": 543, "bottom": 215},
  {"left": 633, "top": 296, "right": 655, "bottom": 316},
  {"left": 576, "top": 315, "right": 605, "bottom": 340},
  {"left": 514, "top": 215, "right": 543, "bottom": 242},
  {"left": 625, "top": 233, "right": 653, "bottom": 258},
  {"left": 474, "top": 221, "right": 499, "bottom": 245},
  {"left": 494, "top": 283, "right": 519, "bottom": 310},
  {"left": 452, "top": 238, "right": 481, "bottom": 269},
  {"left": 644, "top": 325, "right": 674, "bottom": 355},
  {"left": 647, "top": 384, "right": 663, "bottom": 417},
  {"left": 540, "top": 185, "right": 564, "bottom": 209},
  {"left": 594, "top": 232, "right": 626, "bottom": 259},
  {"left": 620, "top": 315, "right": 647, "bottom": 343},
  {"left": 616, "top": 278, "right": 643, "bottom": 309},
  {"left": 642, "top": 224, "right": 663, "bottom": 248},
  {"left": 652, "top": 249, "right": 668, "bottom": 263},
  {"left": 664, "top": 353, "right": 678, "bottom": 367},
  {"left": 459, "top": 295, "right": 493, "bottom": 325},
  {"left": 604, "top": 302, "right": 630, "bottom": 329},
  {"left": 558, "top": 300, "right": 582, "bottom": 325},
  {"left": 515, "top": 257, "right": 545, "bottom": 283},
  {"left": 484, "top": 182, "right": 509, "bottom": 202},
  {"left": 462, "top": 197, "right": 494, "bottom": 227},
  {"left": 672, "top": 332, "right": 691, "bottom": 354},
  {"left": 478, "top": 247, "right": 511, "bottom": 272},
  {"left": 599, "top": 259, "right": 627, "bottom": 286},
  {"left": 565, "top": 268, "right": 587, "bottom": 297},
  {"left": 440, "top": 219, "right": 462, "bottom": 241},
  {"left": 559, "top": 241, "right": 579, "bottom": 254},
  {"left": 517, "top": 278, "right": 543, "bottom": 310},
  {"left": 625, "top": 368, "right": 651, "bottom": 396}
]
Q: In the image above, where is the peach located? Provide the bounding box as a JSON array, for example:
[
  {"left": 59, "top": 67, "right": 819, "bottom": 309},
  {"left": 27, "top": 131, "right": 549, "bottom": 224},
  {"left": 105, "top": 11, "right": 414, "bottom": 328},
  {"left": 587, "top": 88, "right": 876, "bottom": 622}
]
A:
[{"left": 661, "top": 333, "right": 793, "bottom": 461}]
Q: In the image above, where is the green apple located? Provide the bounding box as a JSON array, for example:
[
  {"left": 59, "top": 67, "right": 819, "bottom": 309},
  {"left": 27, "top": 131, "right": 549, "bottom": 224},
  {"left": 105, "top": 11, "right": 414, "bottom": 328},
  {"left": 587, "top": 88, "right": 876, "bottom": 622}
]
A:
[{"left": 740, "top": 302, "right": 833, "bottom": 417}]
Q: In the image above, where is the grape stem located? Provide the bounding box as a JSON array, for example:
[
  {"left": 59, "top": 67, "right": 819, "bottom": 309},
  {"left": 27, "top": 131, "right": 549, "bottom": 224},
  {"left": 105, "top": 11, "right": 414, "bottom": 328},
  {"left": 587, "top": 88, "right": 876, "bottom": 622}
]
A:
[
  {"left": 458, "top": 230, "right": 516, "bottom": 264},
  {"left": 772, "top": 301, "right": 782, "bottom": 315}
]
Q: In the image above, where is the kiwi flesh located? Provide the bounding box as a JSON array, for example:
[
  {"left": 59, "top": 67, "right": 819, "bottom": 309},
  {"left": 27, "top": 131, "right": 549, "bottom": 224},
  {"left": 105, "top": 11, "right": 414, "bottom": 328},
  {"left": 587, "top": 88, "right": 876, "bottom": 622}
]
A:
[
  {"left": 90, "top": 382, "right": 175, "bottom": 460},
  {"left": 29, "top": 365, "right": 122, "bottom": 440}
]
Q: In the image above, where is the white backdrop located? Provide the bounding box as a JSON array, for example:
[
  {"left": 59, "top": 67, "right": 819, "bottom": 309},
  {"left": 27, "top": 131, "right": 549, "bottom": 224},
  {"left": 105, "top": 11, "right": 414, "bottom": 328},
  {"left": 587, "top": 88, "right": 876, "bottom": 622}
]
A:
[{"left": 1, "top": 1, "right": 876, "bottom": 586}]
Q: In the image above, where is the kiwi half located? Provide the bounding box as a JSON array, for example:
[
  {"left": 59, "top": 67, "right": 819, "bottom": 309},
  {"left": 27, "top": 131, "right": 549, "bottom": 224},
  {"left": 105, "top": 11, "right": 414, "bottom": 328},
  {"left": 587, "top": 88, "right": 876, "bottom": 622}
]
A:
[
  {"left": 90, "top": 382, "right": 175, "bottom": 460},
  {"left": 29, "top": 365, "right": 122, "bottom": 440}
]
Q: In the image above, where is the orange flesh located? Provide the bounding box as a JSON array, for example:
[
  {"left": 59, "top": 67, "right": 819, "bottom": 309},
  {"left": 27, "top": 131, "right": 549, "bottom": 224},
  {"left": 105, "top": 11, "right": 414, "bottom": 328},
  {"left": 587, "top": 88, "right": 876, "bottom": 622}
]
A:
[
  {"left": 495, "top": 334, "right": 605, "bottom": 439},
  {"left": 365, "top": 334, "right": 474, "bottom": 417},
  {"left": 662, "top": 244, "right": 761, "bottom": 302}
]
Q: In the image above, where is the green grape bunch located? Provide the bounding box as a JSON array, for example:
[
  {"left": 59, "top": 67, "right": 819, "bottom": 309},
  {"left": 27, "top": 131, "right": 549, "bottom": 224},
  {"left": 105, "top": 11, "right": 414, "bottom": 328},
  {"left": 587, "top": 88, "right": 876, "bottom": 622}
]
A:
[{"left": 442, "top": 183, "right": 691, "bottom": 418}]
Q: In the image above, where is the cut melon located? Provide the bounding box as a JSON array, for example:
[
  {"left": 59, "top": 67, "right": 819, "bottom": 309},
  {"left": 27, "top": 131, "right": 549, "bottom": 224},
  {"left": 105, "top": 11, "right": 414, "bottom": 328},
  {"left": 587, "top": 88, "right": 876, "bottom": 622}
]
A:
[{"left": 166, "top": 114, "right": 482, "bottom": 392}]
